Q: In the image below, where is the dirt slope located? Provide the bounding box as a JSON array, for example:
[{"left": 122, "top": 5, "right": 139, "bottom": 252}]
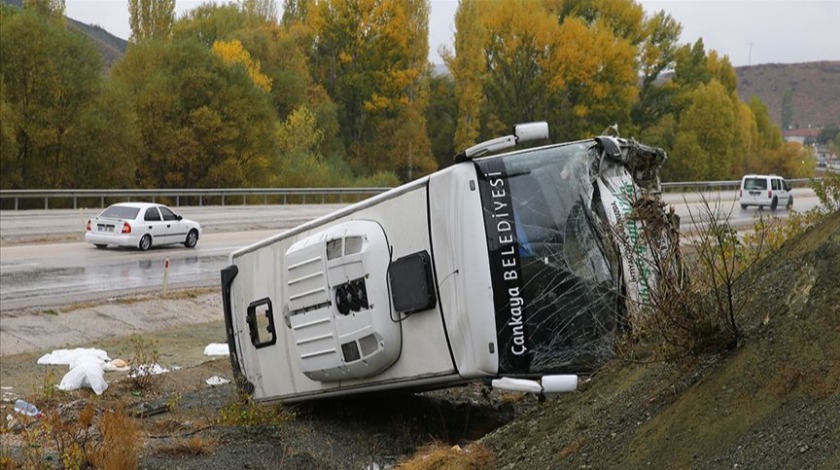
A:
[{"left": 484, "top": 212, "right": 840, "bottom": 469}]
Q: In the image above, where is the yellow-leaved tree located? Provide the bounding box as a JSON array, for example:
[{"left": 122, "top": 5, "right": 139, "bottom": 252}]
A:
[
  {"left": 304, "top": 0, "right": 435, "bottom": 181},
  {"left": 211, "top": 39, "right": 272, "bottom": 93}
]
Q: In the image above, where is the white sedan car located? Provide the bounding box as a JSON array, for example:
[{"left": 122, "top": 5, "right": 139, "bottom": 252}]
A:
[{"left": 85, "top": 202, "right": 201, "bottom": 251}]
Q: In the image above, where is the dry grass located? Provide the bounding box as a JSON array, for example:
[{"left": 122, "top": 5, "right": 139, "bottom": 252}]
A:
[
  {"left": 7, "top": 402, "right": 140, "bottom": 469},
  {"left": 58, "top": 287, "right": 217, "bottom": 313},
  {"left": 397, "top": 442, "right": 495, "bottom": 470},
  {"left": 155, "top": 436, "right": 216, "bottom": 457}
]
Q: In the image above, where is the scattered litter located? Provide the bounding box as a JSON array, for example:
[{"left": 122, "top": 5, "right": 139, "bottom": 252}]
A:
[
  {"left": 129, "top": 402, "right": 170, "bottom": 418},
  {"left": 130, "top": 364, "right": 170, "bottom": 378},
  {"left": 103, "top": 358, "right": 130, "bottom": 372},
  {"left": 205, "top": 376, "right": 230, "bottom": 386},
  {"left": 37, "top": 348, "right": 110, "bottom": 395},
  {"left": 204, "top": 343, "right": 230, "bottom": 356},
  {"left": 13, "top": 399, "right": 41, "bottom": 418}
]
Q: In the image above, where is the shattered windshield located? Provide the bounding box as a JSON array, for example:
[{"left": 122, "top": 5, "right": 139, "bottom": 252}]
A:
[{"left": 476, "top": 142, "right": 620, "bottom": 375}]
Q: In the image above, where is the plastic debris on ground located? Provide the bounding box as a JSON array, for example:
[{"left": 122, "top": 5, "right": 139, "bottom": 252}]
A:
[
  {"left": 13, "top": 399, "right": 41, "bottom": 417},
  {"left": 205, "top": 376, "right": 230, "bottom": 386},
  {"left": 204, "top": 343, "right": 230, "bottom": 356}
]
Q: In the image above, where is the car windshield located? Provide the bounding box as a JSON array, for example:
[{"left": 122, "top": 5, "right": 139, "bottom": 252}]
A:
[
  {"left": 476, "top": 141, "right": 619, "bottom": 376},
  {"left": 100, "top": 206, "right": 140, "bottom": 220},
  {"left": 743, "top": 178, "right": 767, "bottom": 190}
]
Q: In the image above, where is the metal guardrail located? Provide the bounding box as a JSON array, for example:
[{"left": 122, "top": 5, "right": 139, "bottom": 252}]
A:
[
  {"left": 659, "top": 177, "right": 816, "bottom": 191},
  {"left": 0, "top": 178, "right": 821, "bottom": 210},
  {"left": 0, "top": 188, "right": 390, "bottom": 210}
]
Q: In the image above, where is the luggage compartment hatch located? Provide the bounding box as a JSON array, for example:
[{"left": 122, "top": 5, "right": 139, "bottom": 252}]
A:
[{"left": 284, "top": 221, "right": 400, "bottom": 382}]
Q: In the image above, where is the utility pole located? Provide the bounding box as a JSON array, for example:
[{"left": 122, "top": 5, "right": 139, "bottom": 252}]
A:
[{"left": 748, "top": 42, "right": 754, "bottom": 66}]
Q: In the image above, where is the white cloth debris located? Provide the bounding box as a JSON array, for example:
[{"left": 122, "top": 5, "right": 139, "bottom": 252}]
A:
[
  {"left": 38, "top": 348, "right": 110, "bottom": 367},
  {"left": 204, "top": 343, "right": 230, "bottom": 356},
  {"left": 59, "top": 362, "right": 108, "bottom": 395},
  {"left": 37, "top": 348, "right": 111, "bottom": 395},
  {"left": 205, "top": 376, "right": 230, "bottom": 386}
]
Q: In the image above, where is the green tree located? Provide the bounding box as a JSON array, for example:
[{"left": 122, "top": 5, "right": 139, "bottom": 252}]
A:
[
  {"left": 781, "top": 88, "right": 793, "bottom": 130},
  {"left": 64, "top": 81, "right": 139, "bottom": 188},
  {"left": 632, "top": 9, "right": 682, "bottom": 134},
  {"left": 174, "top": 3, "right": 343, "bottom": 163},
  {"left": 23, "top": 0, "right": 64, "bottom": 19},
  {"left": 749, "top": 97, "right": 783, "bottom": 150},
  {"left": 817, "top": 124, "right": 838, "bottom": 145},
  {"left": 129, "top": 0, "right": 175, "bottom": 42},
  {"left": 0, "top": 10, "right": 108, "bottom": 189},
  {"left": 441, "top": 0, "right": 485, "bottom": 151},
  {"left": 281, "top": 0, "right": 309, "bottom": 26},
  {"left": 673, "top": 39, "right": 710, "bottom": 90},
  {"left": 426, "top": 73, "right": 457, "bottom": 168},
  {"left": 241, "top": 0, "right": 278, "bottom": 22},
  {"left": 110, "top": 38, "right": 278, "bottom": 188},
  {"left": 669, "top": 80, "right": 738, "bottom": 181},
  {"left": 274, "top": 106, "right": 330, "bottom": 186}
]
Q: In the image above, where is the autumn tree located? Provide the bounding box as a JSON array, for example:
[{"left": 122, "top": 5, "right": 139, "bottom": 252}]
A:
[
  {"left": 281, "top": 0, "right": 309, "bottom": 26},
  {"left": 241, "top": 0, "right": 278, "bottom": 22},
  {"left": 441, "top": 0, "right": 485, "bottom": 151},
  {"left": 304, "top": 0, "right": 435, "bottom": 180},
  {"left": 273, "top": 106, "right": 331, "bottom": 186},
  {"left": 129, "top": 0, "right": 176, "bottom": 42},
  {"left": 547, "top": 15, "right": 637, "bottom": 141},
  {"left": 174, "top": 3, "right": 341, "bottom": 159},
  {"left": 0, "top": 9, "right": 134, "bottom": 190},
  {"left": 110, "top": 38, "right": 278, "bottom": 188},
  {"left": 444, "top": 0, "right": 658, "bottom": 148},
  {"left": 23, "top": 0, "right": 64, "bottom": 19},
  {"left": 212, "top": 39, "right": 272, "bottom": 92}
]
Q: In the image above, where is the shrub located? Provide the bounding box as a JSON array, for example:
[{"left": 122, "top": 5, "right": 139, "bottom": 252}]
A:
[{"left": 129, "top": 335, "right": 161, "bottom": 391}]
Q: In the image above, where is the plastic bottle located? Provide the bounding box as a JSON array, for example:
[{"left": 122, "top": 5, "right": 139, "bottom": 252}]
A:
[{"left": 13, "top": 399, "right": 41, "bottom": 417}]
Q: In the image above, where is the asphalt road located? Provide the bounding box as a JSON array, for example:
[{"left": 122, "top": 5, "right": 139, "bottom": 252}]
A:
[{"left": 0, "top": 190, "right": 822, "bottom": 311}]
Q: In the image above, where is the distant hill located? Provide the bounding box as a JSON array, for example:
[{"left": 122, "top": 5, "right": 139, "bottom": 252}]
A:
[
  {"left": 1, "top": 0, "right": 127, "bottom": 69},
  {"left": 736, "top": 61, "right": 840, "bottom": 130}
]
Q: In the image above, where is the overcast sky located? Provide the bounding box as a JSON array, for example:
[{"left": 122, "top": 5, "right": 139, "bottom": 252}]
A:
[{"left": 63, "top": 0, "right": 840, "bottom": 67}]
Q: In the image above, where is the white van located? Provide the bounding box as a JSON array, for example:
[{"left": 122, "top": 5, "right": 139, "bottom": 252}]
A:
[
  {"left": 221, "top": 123, "right": 680, "bottom": 403},
  {"left": 739, "top": 174, "right": 793, "bottom": 210}
]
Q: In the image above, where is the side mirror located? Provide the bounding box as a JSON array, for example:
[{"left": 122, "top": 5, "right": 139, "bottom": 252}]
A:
[
  {"left": 455, "top": 121, "right": 550, "bottom": 161},
  {"left": 177, "top": 215, "right": 183, "bottom": 221}
]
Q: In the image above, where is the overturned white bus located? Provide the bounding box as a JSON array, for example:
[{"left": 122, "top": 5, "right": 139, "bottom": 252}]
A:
[{"left": 221, "top": 123, "right": 677, "bottom": 403}]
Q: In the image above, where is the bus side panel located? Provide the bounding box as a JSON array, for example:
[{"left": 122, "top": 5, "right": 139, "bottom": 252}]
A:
[{"left": 229, "top": 185, "right": 457, "bottom": 401}]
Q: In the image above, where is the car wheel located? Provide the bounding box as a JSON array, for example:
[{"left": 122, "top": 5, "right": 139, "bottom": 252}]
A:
[
  {"left": 787, "top": 196, "right": 793, "bottom": 210},
  {"left": 740, "top": 204, "right": 748, "bottom": 210},
  {"left": 184, "top": 229, "right": 199, "bottom": 248},
  {"left": 770, "top": 197, "right": 778, "bottom": 211},
  {"left": 139, "top": 234, "right": 152, "bottom": 251},
  {"left": 94, "top": 244, "right": 107, "bottom": 249},
  {"left": 758, "top": 205, "right": 764, "bottom": 210}
]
